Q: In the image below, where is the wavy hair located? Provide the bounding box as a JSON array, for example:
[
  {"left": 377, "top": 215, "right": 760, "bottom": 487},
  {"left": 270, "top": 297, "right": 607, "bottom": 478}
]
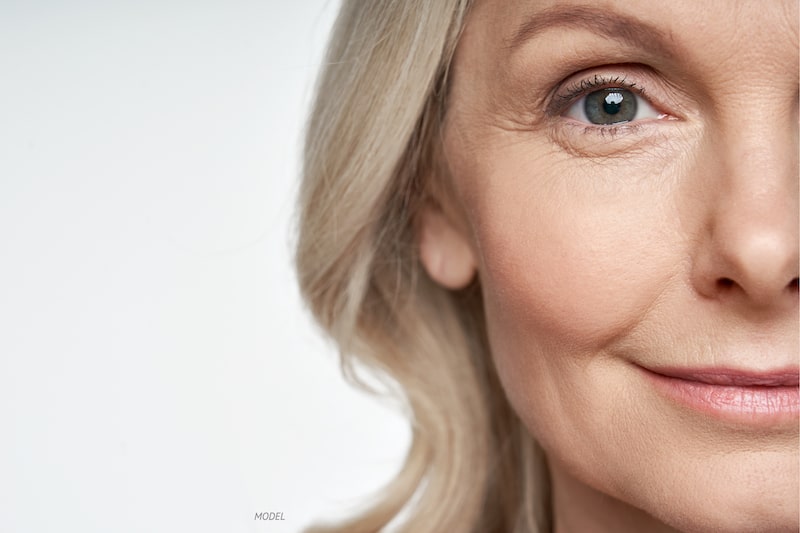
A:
[{"left": 295, "top": 1, "right": 551, "bottom": 531}]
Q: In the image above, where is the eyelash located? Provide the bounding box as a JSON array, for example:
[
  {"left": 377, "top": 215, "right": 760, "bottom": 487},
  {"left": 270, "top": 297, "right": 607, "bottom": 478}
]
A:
[{"left": 556, "top": 74, "right": 644, "bottom": 106}]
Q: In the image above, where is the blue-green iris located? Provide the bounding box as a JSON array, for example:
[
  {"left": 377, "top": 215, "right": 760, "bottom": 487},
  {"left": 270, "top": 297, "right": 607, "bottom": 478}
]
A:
[{"left": 584, "top": 88, "right": 637, "bottom": 124}]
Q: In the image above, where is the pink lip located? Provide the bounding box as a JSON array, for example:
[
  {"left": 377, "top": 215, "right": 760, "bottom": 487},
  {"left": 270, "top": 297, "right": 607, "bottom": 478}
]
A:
[{"left": 639, "top": 366, "right": 800, "bottom": 426}]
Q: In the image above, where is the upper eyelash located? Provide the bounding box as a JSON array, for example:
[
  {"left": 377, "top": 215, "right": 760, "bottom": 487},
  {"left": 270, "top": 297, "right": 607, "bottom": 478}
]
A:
[
  {"left": 548, "top": 74, "right": 647, "bottom": 117},
  {"left": 558, "top": 74, "right": 644, "bottom": 102}
]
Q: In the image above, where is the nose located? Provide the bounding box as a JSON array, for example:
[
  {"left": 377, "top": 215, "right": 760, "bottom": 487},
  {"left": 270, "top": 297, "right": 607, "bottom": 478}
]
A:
[{"left": 690, "top": 107, "right": 799, "bottom": 314}]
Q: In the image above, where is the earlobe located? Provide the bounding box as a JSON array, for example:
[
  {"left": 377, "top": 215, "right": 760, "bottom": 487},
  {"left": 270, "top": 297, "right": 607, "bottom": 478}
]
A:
[{"left": 417, "top": 205, "right": 477, "bottom": 290}]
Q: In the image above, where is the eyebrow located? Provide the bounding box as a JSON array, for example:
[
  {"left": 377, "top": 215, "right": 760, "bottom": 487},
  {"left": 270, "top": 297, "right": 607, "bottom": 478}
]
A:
[{"left": 507, "top": 5, "right": 675, "bottom": 58}]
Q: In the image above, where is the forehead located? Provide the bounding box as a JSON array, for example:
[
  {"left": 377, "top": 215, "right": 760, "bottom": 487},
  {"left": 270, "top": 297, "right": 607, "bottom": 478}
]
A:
[{"left": 456, "top": 0, "right": 798, "bottom": 75}]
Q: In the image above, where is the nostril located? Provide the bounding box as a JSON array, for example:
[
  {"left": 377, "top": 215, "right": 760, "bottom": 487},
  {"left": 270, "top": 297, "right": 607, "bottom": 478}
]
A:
[
  {"left": 789, "top": 278, "right": 799, "bottom": 291},
  {"left": 717, "top": 278, "right": 735, "bottom": 290}
]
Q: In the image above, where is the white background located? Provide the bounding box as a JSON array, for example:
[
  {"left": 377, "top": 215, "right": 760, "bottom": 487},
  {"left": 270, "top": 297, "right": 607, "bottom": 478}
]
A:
[{"left": 0, "top": 1, "right": 409, "bottom": 532}]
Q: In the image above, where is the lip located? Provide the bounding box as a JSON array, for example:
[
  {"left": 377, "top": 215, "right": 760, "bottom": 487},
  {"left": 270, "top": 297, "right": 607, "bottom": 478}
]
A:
[{"left": 638, "top": 365, "right": 800, "bottom": 427}]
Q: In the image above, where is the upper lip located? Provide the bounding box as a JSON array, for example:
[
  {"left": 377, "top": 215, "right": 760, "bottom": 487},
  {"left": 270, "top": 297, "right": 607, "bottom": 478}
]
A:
[{"left": 642, "top": 366, "right": 800, "bottom": 387}]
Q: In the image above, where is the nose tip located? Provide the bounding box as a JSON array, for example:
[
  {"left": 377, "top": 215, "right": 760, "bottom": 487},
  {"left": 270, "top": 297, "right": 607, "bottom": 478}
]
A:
[
  {"left": 692, "top": 190, "right": 799, "bottom": 312},
  {"left": 710, "top": 230, "right": 799, "bottom": 308}
]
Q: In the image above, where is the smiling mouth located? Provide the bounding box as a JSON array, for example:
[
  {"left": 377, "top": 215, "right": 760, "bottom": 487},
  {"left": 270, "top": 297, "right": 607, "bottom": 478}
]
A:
[{"left": 638, "top": 365, "right": 800, "bottom": 426}]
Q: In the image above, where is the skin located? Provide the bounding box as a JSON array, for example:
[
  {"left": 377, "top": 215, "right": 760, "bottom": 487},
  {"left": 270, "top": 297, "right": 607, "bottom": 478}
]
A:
[{"left": 417, "top": 1, "right": 799, "bottom": 532}]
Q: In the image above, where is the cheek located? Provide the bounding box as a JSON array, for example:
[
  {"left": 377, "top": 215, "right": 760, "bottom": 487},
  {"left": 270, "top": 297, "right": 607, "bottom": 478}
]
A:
[
  {"left": 460, "top": 147, "right": 691, "bottom": 452},
  {"left": 475, "top": 169, "right": 680, "bottom": 353},
  {"left": 467, "top": 155, "right": 690, "bottom": 499}
]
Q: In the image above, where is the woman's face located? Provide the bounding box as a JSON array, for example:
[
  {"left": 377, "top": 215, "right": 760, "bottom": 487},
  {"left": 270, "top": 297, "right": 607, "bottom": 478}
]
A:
[{"left": 418, "top": 0, "right": 799, "bottom": 531}]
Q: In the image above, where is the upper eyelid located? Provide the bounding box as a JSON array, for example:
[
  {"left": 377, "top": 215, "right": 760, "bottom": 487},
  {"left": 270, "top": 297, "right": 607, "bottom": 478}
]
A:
[{"left": 559, "top": 74, "right": 643, "bottom": 101}]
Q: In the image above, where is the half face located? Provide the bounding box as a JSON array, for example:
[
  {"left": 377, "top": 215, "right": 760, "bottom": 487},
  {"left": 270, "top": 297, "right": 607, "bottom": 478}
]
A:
[{"left": 417, "top": 1, "right": 799, "bottom": 532}]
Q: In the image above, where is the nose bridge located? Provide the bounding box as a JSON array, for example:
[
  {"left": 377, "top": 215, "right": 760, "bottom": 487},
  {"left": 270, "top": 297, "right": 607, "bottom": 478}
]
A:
[
  {"left": 696, "top": 87, "right": 799, "bottom": 309},
  {"left": 720, "top": 89, "right": 797, "bottom": 231},
  {"left": 721, "top": 104, "right": 797, "bottom": 229}
]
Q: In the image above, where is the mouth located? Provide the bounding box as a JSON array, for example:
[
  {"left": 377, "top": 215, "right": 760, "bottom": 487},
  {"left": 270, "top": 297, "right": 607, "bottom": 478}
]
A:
[{"left": 638, "top": 365, "right": 800, "bottom": 427}]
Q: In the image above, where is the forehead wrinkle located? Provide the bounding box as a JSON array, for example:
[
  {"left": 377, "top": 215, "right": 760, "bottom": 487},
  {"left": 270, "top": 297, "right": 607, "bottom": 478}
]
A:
[{"left": 506, "top": 4, "right": 678, "bottom": 60}]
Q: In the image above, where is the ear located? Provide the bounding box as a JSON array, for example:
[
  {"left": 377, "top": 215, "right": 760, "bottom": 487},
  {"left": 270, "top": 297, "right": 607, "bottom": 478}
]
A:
[{"left": 416, "top": 203, "right": 477, "bottom": 290}]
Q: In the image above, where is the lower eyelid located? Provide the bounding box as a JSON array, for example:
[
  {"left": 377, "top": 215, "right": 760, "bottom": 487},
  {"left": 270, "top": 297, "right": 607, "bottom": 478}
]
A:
[
  {"left": 546, "top": 112, "right": 690, "bottom": 159},
  {"left": 548, "top": 121, "right": 659, "bottom": 157}
]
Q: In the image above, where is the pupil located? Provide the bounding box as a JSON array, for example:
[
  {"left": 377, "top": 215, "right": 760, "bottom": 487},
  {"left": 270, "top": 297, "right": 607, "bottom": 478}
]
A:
[{"left": 603, "top": 92, "right": 623, "bottom": 115}]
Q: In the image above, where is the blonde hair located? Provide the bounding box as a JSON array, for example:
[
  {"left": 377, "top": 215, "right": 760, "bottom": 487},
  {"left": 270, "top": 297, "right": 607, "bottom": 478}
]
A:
[{"left": 295, "top": 2, "right": 551, "bottom": 531}]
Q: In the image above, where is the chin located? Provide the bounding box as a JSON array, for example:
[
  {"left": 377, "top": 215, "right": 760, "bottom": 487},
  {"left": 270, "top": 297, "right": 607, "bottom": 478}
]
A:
[
  {"left": 654, "top": 456, "right": 799, "bottom": 533},
  {"left": 665, "top": 507, "right": 798, "bottom": 533}
]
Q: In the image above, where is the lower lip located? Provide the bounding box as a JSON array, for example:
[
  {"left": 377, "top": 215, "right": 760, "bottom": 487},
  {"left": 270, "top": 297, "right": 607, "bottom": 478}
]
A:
[{"left": 641, "top": 368, "right": 800, "bottom": 426}]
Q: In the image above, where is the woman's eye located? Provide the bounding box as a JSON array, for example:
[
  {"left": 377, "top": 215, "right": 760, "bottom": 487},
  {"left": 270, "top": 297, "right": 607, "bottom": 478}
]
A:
[{"left": 564, "top": 88, "right": 660, "bottom": 125}]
